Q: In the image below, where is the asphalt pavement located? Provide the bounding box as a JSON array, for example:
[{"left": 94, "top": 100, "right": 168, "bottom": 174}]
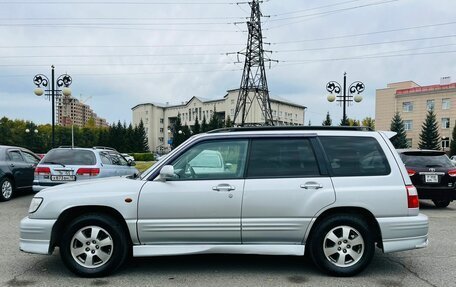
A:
[{"left": 1, "top": 192, "right": 455, "bottom": 287}]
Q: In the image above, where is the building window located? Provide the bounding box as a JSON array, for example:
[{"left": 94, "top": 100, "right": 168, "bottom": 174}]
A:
[
  {"left": 442, "top": 118, "right": 450, "bottom": 129},
  {"left": 231, "top": 99, "right": 235, "bottom": 104},
  {"left": 160, "top": 128, "right": 164, "bottom": 133},
  {"left": 442, "top": 137, "right": 450, "bottom": 149},
  {"left": 189, "top": 109, "right": 191, "bottom": 121},
  {"left": 273, "top": 110, "right": 277, "bottom": 116},
  {"left": 145, "top": 110, "right": 148, "bottom": 115},
  {"left": 160, "top": 118, "right": 164, "bottom": 124},
  {"left": 406, "top": 138, "right": 412, "bottom": 148},
  {"left": 231, "top": 109, "right": 234, "bottom": 116},
  {"left": 404, "top": 120, "right": 413, "bottom": 131},
  {"left": 199, "top": 107, "right": 202, "bottom": 119},
  {"left": 402, "top": 102, "right": 413, "bottom": 112},
  {"left": 426, "top": 99, "right": 435, "bottom": 111},
  {"left": 442, "top": 98, "right": 451, "bottom": 110}
]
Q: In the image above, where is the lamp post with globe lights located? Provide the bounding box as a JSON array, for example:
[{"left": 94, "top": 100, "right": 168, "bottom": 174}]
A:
[
  {"left": 326, "top": 72, "right": 365, "bottom": 126},
  {"left": 33, "top": 65, "right": 72, "bottom": 148}
]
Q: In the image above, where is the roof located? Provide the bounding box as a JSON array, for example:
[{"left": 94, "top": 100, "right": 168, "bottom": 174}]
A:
[
  {"left": 396, "top": 83, "right": 456, "bottom": 95},
  {"left": 208, "top": 126, "right": 372, "bottom": 133}
]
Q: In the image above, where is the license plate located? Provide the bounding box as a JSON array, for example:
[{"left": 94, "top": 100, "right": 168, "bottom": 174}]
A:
[
  {"left": 51, "top": 175, "right": 76, "bottom": 181},
  {"left": 425, "top": 174, "right": 438, "bottom": 183}
]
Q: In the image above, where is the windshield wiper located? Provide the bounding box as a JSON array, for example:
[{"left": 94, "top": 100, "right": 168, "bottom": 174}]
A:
[{"left": 42, "top": 161, "right": 66, "bottom": 167}]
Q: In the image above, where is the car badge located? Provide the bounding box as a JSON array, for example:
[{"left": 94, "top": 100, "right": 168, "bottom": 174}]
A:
[{"left": 429, "top": 168, "right": 436, "bottom": 172}]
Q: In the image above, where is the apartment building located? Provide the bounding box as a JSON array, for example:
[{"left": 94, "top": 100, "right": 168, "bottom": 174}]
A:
[
  {"left": 132, "top": 89, "right": 306, "bottom": 152},
  {"left": 57, "top": 95, "right": 108, "bottom": 128},
  {"left": 376, "top": 77, "right": 456, "bottom": 150}
]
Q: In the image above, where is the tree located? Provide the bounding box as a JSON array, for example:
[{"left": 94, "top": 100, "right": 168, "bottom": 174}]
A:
[
  {"left": 418, "top": 109, "right": 440, "bottom": 150},
  {"left": 201, "top": 115, "right": 209, "bottom": 132},
  {"left": 339, "top": 114, "right": 349, "bottom": 126},
  {"left": 390, "top": 112, "right": 408, "bottom": 148},
  {"left": 362, "top": 117, "right": 375, "bottom": 130},
  {"left": 450, "top": 125, "right": 456, "bottom": 156},
  {"left": 192, "top": 116, "right": 201, "bottom": 134},
  {"left": 225, "top": 115, "right": 233, "bottom": 128},
  {"left": 322, "top": 112, "right": 332, "bottom": 126},
  {"left": 208, "top": 105, "right": 221, "bottom": 131},
  {"left": 135, "top": 119, "right": 149, "bottom": 152},
  {"left": 171, "top": 114, "right": 185, "bottom": 149},
  {"left": 347, "top": 118, "right": 360, "bottom": 126}
]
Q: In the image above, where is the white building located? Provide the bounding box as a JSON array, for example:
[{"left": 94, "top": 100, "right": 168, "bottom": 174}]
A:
[{"left": 132, "top": 89, "right": 306, "bottom": 152}]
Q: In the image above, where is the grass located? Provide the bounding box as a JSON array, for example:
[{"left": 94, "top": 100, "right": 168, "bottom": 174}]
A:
[{"left": 135, "top": 161, "right": 155, "bottom": 172}]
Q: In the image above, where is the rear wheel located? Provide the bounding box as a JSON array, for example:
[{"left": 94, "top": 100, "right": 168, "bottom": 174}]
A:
[
  {"left": 432, "top": 199, "right": 450, "bottom": 208},
  {"left": 60, "top": 214, "right": 129, "bottom": 277},
  {"left": 308, "top": 214, "right": 375, "bottom": 277},
  {"left": 0, "top": 177, "right": 14, "bottom": 202}
]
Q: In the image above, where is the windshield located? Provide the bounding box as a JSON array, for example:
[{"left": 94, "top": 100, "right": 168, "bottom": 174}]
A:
[{"left": 400, "top": 153, "right": 454, "bottom": 168}]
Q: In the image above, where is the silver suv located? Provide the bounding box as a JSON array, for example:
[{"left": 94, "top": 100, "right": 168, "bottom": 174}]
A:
[
  {"left": 20, "top": 127, "right": 428, "bottom": 277},
  {"left": 33, "top": 147, "right": 139, "bottom": 192}
]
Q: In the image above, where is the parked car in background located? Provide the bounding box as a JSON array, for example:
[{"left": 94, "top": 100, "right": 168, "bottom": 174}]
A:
[
  {"left": 0, "top": 145, "right": 40, "bottom": 201},
  {"left": 450, "top": 155, "right": 456, "bottom": 165},
  {"left": 21, "top": 127, "right": 428, "bottom": 277},
  {"left": 121, "top": 153, "right": 135, "bottom": 163},
  {"left": 398, "top": 149, "right": 456, "bottom": 208},
  {"left": 33, "top": 147, "right": 139, "bottom": 192}
]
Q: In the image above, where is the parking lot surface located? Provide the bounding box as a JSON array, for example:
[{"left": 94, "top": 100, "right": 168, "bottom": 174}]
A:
[{"left": 1, "top": 193, "right": 455, "bottom": 287}]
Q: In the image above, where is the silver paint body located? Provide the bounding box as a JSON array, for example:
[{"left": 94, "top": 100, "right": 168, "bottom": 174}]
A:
[{"left": 20, "top": 130, "right": 428, "bottom": 258}]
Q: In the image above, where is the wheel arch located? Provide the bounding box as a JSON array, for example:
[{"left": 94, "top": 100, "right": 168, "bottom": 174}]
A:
[
  {"left": 50, "top": 205, "right": 133, "bottom": 250},
  {"left": 305, "top": 206, "right": 383, "bottom": 250}
]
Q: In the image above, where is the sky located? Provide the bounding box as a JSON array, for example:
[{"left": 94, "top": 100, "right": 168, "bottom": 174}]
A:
[{"left": 0, "top": 0, "right": 455, "bottom": 126}]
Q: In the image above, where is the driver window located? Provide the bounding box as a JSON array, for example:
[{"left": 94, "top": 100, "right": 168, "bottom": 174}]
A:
[{"left": 170, "top": 140, "right": 248, "bottom": 180}]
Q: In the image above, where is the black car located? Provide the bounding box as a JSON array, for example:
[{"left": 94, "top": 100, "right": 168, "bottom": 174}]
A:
[
  {"left": 0, "top": 145, "right": 40, "bottom": 201},
  {"left": 398, "top": 149, "right": 456, "bottom": 208}
]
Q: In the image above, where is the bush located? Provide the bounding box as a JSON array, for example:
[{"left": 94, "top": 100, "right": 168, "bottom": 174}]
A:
[{"left": 131, "top": 153, "right": 155, "bottom": 161}]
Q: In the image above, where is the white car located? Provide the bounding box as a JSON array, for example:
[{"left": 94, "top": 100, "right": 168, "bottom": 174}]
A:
[{"left": 121, "top": 153, "right": 135, "bottom": 163}]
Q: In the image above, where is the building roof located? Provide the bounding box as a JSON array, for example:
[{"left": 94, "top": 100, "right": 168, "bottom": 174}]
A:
[
  {"left": 132, "top": 89, "right": 306, "bottom": 110},
  {"left": 396, "top": 83, "right": 456, "bottom": 95}
]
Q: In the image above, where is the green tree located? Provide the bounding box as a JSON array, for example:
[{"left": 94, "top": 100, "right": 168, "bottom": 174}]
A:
[
  {"left": 362, "top": 117, "right": 375, "bottom": 130},
  {"left": 450, "top": 124, "right": 456, "bottom": 156},
  {"left": 322, "top": 112, "right": 332, "bottom": 126},
  {"left": 171, "top": 114, "right": 185, "bottom": 149},
  {"left": 201, "top": 115, "right": 209, "bottom": 132},
  {"left": 390, "top": 112, "right": 408, "bottom": 148},
  {"left": 418, "top": 109, "right": 440, "bottom": 150},
  {"left": 135, "top": 119, "right": 149, "bottom": 152},
  {"left": 347, "top": 118, "right": 360, "bottom": 126},
  {"left": 209, "top": 106, "right": 221, "bottom": 131},
  {"left": 339, "top": 114, "right": 349, "bottom": 126},
  {"left": 192, "top": 116, "right": 201, "bottom": 134},
  {"left": 225, "top": 115, "right": 233, "bottom": 128}
]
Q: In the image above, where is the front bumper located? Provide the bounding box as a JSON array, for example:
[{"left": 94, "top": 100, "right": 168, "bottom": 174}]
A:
[
  {"left": 378, "top": 213, "right": 429, "bottom": 253},
  {"left": 19, "top": 217, "right": 56, "bottom": 255}
]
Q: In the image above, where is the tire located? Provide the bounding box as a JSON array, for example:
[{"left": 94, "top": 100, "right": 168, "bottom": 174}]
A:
[
  {"left": 308, "top": 214, "right": 375, "bottom": 277},
  {"left": 59, "top": 214, "right": 129, "bottom": 277},
  {"left": 0, "top": 177, "right": 14, "bottom": 202},
  {"left": 432, "top": 199, "right": 450, "bottom": 208}
]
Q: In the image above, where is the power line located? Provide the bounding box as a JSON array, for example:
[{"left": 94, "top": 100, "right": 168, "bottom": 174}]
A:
[
  {"left": 0, "top": 61, "right": 236, "bottom": 67},
  {"left": 271, "top": 21, "right": 456, "bottom": 44},
  {"left": 0, "top": 1, "right": 238, "bottom": 5},
  {"left": 0, "top": 43, "right": 245, "bottom": 49},
  {"left": 273, "top": 34, "right": 456, "bottom": 53},
  {"left": 270, "top": 0, "right": 364, "bottom": 17}
]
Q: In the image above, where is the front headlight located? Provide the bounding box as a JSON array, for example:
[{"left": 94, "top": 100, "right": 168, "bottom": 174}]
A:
[{"left": 29, "top": 197, "right": 43, "bottom": 213}]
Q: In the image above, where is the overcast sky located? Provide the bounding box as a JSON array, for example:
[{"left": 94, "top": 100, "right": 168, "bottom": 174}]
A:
[{"left": 0, "top": 0, "right": 455, "bottom": 126}]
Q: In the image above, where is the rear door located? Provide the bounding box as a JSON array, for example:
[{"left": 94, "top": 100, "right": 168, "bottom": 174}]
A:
[
  {"left": 241, "top": 137, "right": 335, "bottom": 244},
  {"left": 6, "top": 149, "right": 30, "bottom": 188},
  {"left": 20, "top": 150, "right": 40, "bottom": 187}
]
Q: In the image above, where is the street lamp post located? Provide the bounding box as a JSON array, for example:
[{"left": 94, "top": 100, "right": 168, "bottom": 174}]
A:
[
  {"left": 33, "top": 65, "right": 72, "bottom": 148},
  {"left": 326, "top": 72, "right": 365, "bottom": 126}
]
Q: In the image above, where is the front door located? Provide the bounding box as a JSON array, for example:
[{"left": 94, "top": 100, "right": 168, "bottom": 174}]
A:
[
  {"left": 241, "top": 137, "right": 336, "bottom": 244},
  {"left": 137, "top": 139, "right": 249, "bottom": 244}
]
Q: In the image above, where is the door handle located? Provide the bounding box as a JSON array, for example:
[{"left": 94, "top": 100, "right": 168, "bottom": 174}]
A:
[
  {"left": 10, "top": 164, "right": 15, "bottom": 168},
  {"left": 212, "top": 184, "right": 235, "bottom": 192},
  {"left": 300, "top": 182, "right": 323, "bottom": 189}
]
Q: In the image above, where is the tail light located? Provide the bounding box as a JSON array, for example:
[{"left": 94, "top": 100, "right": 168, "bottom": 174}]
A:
[
  {"left": 76, "top": 168, "right": 100, "bottom": 176},
  {"left": 406, "top": 185, "right": 419, "bottom": 209},
  {"left": 34, "top": 166, "right": 51, "bottom": 175},
  {"left": 407, "top": 169, "right": 416, "bottom": 176},
  {"left": 448, "top": 169, "right": 456, "bottom": 177}
]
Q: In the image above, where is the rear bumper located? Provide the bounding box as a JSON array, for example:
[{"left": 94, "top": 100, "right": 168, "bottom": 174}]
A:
[
  {"left": 377, "top": 213, "right": 429, "bottom": 253},
  {"left": 20, "top": 217, "right": 56, "bottom": 255},
  {"left": 415, "top": 186, "right": 456, "bottom": 200}
]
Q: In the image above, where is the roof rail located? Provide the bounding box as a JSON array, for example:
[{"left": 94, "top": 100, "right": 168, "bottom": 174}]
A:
[
  {"left": 93, "top": 146, "right": 117, "bottom": 151},
  {"left": 207, "top": 126, "right": 373, "bottom": 133},
  {"left": 57, "top": 145, "right": 79, "bottom": 148}
]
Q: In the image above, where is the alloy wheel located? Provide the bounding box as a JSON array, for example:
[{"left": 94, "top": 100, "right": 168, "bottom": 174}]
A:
[
  {"left": 1, "top": 180, "right": 12, "bottom": 200},
  {"left": 70, "top": 226, "right": 114, "bottom": 269},
  {"left": 322, "top": 225, "right": 365, "bottom": 268}
]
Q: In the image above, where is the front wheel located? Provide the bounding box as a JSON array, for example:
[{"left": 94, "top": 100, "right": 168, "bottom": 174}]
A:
[
  {"left": 432, "top": 199, "right": 450, "bottom": 208},
  {"left": 308, "top": 214, "right": 375, "bottom": 277},
  {"left": 60, "top": 214, "right": 129, "bottom": 277}
]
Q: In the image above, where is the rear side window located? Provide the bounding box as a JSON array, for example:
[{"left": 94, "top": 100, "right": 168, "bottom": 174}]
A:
[
  {"left": 247, "top": 138, "right": 320, "bottom": 178},
  {"left": 8, "top": 151, "right": 24, "bottom": 162},
  {"left": 43, "top": 149, "right": 96, "bottom": 165},
  {"left": 320, "top": 136, "right": 390, "bottom": 176}
]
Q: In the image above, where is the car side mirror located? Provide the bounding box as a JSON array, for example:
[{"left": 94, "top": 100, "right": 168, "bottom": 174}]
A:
[
  {"left": 160, "top": 165, "right": 175, "bottom": 181},
  {"left": 128, "top": 159, "right": 136, "bottom": 166}
]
